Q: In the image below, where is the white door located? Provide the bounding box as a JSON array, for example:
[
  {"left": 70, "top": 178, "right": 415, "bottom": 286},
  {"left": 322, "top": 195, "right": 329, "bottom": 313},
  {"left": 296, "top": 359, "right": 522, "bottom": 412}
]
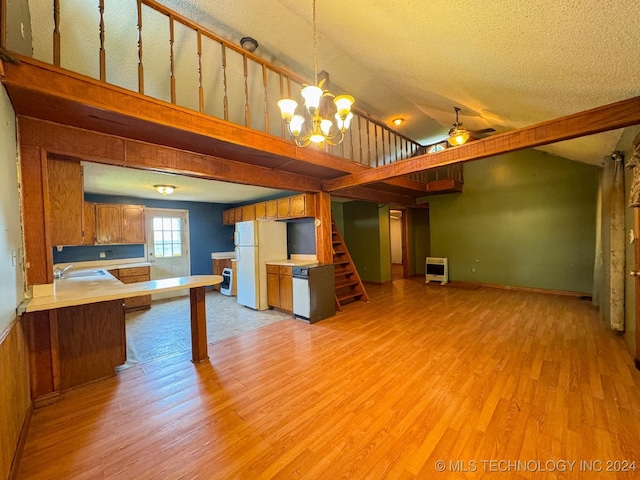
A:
[{"left": 146, "top": 208, "right": 190, "bottom": 300}]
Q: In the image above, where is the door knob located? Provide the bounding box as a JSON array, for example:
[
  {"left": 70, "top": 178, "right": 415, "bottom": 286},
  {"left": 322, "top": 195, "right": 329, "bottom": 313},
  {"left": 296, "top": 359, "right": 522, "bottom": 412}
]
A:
[{"left": 631, "top": 271, "right": 640, "bottom": 277}]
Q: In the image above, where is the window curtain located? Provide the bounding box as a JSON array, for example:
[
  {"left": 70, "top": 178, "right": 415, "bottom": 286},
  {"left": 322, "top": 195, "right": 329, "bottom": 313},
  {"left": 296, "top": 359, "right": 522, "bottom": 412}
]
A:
[{"left": 593, "top": 153, "right": 625, "bottom": 332}]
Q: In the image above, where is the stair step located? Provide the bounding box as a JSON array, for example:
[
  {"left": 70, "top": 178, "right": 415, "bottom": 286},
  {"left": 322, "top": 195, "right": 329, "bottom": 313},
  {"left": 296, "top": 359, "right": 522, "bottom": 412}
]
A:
[
  {"left": 335, "top": 280, "right": 360, "bottom": 289},
  {"left": 335, "top": 271, "right": 355, "bottom": 278},
  {"left": 337, "top": 291, "right": 365, "bottom": 303},
  {"left": 333, "top": 259, "right": 350, "bottom": 266}
]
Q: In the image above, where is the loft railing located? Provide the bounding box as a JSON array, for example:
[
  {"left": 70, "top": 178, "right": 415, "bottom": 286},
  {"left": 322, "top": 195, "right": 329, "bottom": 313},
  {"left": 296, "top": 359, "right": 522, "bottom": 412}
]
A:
[{"left": 2, "top": 0, "right": 425, "bottom": 168}]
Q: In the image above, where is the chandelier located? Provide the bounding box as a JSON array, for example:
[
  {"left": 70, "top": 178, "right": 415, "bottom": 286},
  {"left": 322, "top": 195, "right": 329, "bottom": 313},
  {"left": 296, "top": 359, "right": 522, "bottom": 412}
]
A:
[{"left": 277, "top": 0, "right": 354, "bottom": 147}]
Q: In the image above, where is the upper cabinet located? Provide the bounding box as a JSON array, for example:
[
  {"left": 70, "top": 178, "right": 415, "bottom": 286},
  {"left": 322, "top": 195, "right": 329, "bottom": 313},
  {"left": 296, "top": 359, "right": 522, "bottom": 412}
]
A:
[
  {"left": 96, "top": 204, "right": 145, "bottom": 244},
  {"left": 82, "top": 202, "right": 96, "bottom": 245},
  {"left": 223, "top": 194, "right": 315, "bottom": 225},
  {"left": 48, "top": 157, "right": 84, "bottom": 246}
]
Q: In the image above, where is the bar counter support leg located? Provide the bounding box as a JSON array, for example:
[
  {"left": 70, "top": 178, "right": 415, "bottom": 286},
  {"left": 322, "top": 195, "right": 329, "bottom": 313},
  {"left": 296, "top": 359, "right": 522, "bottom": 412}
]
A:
[{"left": 189, "top": 286, "right": 209, "bottom": 363}]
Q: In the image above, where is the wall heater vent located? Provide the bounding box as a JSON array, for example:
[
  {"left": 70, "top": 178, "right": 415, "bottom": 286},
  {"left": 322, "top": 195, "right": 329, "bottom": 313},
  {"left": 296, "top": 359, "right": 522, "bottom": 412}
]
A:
[{"left": 425, "top": 257, "right": 448, "bottom": 285}]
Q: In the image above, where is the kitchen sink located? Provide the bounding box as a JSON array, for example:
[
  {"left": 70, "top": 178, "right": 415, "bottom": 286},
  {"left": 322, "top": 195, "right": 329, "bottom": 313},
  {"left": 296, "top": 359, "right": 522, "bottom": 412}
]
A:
[{"left": 65, "top": 270, "right": 107, "bottom": 278}]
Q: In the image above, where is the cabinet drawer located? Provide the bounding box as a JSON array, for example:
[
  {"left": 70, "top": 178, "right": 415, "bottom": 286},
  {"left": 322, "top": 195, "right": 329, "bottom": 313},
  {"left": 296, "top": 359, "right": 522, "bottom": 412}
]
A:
[
  {"left": 125, "top": 295, "right": 151, "bottom": 310},
  {"left": 118, "top": 266, "right": 150, "bottom": 277},
  {"left": 279, "top": 266, "right": 292, "bottom": 276},
  {"left": 119, "top": 274, "right": 150, "bottom": 284},
  {"left": 266, "top": 265, "right": 279, "bottom": 274}
]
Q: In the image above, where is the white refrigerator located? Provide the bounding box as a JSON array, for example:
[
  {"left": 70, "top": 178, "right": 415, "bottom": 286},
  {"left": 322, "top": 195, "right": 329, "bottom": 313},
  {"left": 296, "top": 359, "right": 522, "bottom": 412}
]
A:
[{"left": 235, "top": 220, "right": 287, "bottom": 310}]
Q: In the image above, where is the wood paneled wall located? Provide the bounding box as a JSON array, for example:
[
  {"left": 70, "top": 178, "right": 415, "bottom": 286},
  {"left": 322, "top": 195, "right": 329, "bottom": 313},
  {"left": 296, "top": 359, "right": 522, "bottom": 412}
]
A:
[{"left": 0, "top": 317, "right": 31, "bottom": 480}]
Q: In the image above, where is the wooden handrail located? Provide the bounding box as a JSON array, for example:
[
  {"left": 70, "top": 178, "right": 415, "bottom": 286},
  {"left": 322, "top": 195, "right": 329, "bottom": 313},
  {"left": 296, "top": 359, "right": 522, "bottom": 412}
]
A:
[{"left": 4, "top": 0, "right": 429, "bottom": 172}]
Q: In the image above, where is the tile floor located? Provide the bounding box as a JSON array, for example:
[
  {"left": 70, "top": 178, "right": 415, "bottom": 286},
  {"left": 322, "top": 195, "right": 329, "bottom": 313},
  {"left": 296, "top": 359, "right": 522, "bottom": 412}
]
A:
[{"left": 122, "top": 290, "right": 291, "bottom": 368}]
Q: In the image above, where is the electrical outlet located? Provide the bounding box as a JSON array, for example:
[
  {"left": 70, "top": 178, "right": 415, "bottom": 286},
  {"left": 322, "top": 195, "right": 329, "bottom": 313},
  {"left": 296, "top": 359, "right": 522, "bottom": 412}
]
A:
[{"left": 99, "top": 251, "right": 106, "bottom": 258}]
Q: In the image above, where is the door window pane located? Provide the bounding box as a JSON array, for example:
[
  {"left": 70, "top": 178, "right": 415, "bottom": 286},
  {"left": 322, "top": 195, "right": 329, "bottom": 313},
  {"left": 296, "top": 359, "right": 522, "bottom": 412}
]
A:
[{"left": 153, "top": 216, "right": 182, "bottom": 257}]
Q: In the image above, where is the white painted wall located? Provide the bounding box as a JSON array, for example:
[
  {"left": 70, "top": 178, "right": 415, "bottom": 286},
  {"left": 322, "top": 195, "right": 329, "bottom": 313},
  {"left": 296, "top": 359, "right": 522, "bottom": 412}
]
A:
[{"left": 0, "top": 87, "right": 25, "bottom": 333}]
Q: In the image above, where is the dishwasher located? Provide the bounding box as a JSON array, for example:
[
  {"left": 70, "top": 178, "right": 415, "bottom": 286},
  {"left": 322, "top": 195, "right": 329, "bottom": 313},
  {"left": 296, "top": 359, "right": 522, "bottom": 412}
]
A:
[{"left": 292, "top": 264, "right": 335, "bottom": 323}]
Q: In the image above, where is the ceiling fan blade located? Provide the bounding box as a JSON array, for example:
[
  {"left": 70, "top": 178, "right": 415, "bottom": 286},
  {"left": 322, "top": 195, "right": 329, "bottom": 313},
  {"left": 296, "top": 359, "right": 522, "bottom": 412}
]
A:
[{"left": 469, "top": 128, "right": 496, "bottom": 135}]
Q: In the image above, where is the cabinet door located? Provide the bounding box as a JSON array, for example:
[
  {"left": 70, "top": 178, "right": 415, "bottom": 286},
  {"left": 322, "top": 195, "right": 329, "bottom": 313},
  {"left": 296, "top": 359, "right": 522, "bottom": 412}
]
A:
[
  {"left": 48, "top": 157, "right": 83, "bottom": 246},
  {"left": 255, "top": 202, "right": 266, "bottom": 220},
  {"left": 82, "top": 202, "right": 96, "bottom": 245},
  {"left": 277, "top": 198, "right": 291, "bottom": 218},
  {"left": 267, "top": 272, "right": 280, "bottom": 308},
  {"left": 242, "top": 204, "right": 256, "bottom": 221},
  {"left": 279, "top": 274, "right": 293, "bottom": 312},
  {"left": 266, "top": 201, "right": 277, "bottom": 219},
  {"left": 121, "top": 205, "right": 145, "bottom": 243},
  {"left": 290, "top": 195, "right": 306, "bottom": 217},
  {"left": 234, "top": 207, "right": 243, "bottom": 223},
  {"left": 96, "top": 204, "right": 122, "bottom": 244}
]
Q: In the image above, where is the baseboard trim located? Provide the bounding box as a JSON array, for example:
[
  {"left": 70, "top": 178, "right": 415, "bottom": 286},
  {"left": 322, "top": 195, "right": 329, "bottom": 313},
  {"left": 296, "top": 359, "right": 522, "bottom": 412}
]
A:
[
  {"left": 444, "top": 280, "right": 590, "bottom": 298},
  {"left": 8, "top": 402, "right": 33, "bottom": 480},
  {"left": 33, "top": 391, "right": 61, "bottom": 408}
]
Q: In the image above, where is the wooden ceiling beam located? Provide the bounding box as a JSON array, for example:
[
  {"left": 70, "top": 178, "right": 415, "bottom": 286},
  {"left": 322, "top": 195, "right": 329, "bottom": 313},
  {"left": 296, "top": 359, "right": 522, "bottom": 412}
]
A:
[
  {"left": 322, "top": 96, "right": 640, "bottom": 192},
  {"left": 18, "top": 117, "right": 322, "bottom": 192},
  {"left": 332, "top": 187, "right": 426, "bottom": 208}
]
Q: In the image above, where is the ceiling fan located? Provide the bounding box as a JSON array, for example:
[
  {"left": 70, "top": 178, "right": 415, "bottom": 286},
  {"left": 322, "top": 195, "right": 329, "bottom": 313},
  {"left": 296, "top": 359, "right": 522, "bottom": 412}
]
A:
[{"left": 447, "top": 107, "right": 495, "bottom": 146}]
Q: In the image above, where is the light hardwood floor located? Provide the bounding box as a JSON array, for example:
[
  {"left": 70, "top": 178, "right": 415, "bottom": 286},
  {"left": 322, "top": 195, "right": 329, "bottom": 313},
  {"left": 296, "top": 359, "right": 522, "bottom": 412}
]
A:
[{"left": 16, "top": 278, "right": 640, "bottom": 479}]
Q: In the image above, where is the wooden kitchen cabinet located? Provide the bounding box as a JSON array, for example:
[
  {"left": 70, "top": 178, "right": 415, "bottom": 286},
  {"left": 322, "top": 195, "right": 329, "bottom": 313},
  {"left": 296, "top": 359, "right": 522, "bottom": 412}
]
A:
[
  {"left": 96, "top": 204, "right": 145, "bottom": 244},
  {"left": 108, "top": 266, "right": 151, "bottom": 311},
  {"left": 266, "top": 264, "right": 293, "bottom": 312},
  {"left": 290, "top": 193, "right": 315, "bottom": 217},
  {"left": 56, "top": 299, "right": 126, "bottom": 391},
  {"left": 47, "top": 157, "right": 84, "bottom": 246},
  {"left": 277, "top": 198, "right": 291, "bottom": 218},
  {"left": 241, "top": 204, "right": 256, "bottom": 221},
  {"left": 266, "top": 200, "right": 277, "bottom": 219},
  {"left": 234, "top": 207, "right": 242, "bottom": 223},
  {"left": 222, "top": 208, "right": 233, "bottom": 225},
  {"left": 82, "top": 202, "right": 96, "bottom": 245},
  {"left": 255, "top": 202, "right": 266, "bottom": 220}
]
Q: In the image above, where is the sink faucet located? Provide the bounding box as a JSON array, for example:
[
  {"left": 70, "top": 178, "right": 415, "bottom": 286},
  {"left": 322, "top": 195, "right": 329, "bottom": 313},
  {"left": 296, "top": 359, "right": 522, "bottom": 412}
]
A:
[{"left": 54, "top": 264, "right": 76, "bottom": 279}]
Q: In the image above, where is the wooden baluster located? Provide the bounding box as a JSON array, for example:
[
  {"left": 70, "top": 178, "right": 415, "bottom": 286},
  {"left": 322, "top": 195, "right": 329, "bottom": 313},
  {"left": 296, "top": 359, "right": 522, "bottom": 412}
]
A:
[
  {"left": 169, "top": 15, "right": 176, "bottom": 104},
  {"left": 99, "top": 0, "right": 105, "bottom": 82},
  {"left": 197, "top": 30, "right": 204, "bottom": 113},
  {"left": 243, "top": 54, "right": 250, "bottom": 127},
  {"left": 137, "top": 0, "right": 144, "bottom": 94},
  {"left": 366, "top": 119, "right": 371, "bottom": 167},
  {"left": 279, "top": 74, "right": 285, "bottom": 138},
  {"left": 221, "top": 44, "right": 229, "bottom": 121},
  {"left": 374, "top": 124, "right": 380, "bottom": 167},
  {"left": 53, "top": 0, "right": 60, "bottom": 66},
  {"left": 1, "top": 0, "right": 7, "bottom": 48},
  {"left": 357, "top": 116, "right": 363, "bottom": 165},
  {"left": 262, "top": 65, "right": 269, "bottom": 134}
]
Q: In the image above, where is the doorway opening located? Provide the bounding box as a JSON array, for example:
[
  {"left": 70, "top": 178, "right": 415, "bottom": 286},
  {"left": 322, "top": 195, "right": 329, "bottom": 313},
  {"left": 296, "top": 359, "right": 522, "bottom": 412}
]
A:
[
  {"left": 390, "top": 209, "right": 407, "bottom": 281},
  {"left": 145, "top": 208, "right": 191, "bottom": 300}
]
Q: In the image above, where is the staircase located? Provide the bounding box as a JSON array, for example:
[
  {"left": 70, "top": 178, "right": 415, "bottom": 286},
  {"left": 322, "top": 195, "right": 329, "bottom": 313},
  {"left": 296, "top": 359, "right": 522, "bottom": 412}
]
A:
[{"left": 332, "top": 220, "right": 369, "bottom": 310}]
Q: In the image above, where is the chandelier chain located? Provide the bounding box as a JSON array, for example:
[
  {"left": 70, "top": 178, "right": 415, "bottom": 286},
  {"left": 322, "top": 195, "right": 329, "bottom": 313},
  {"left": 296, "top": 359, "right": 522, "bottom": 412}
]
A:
[{"left": 312, "top": 0, "right": 318, "bottom": 85}]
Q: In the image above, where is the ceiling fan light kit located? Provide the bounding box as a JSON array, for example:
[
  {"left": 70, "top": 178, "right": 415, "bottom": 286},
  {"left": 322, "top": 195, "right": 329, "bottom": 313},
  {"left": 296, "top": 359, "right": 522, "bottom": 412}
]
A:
[
  {"left": 447, "top": 107, "right": 470, "bottom": 146},
  {"left": 277, "top": 0, "right": 354, "bottom": 147}
]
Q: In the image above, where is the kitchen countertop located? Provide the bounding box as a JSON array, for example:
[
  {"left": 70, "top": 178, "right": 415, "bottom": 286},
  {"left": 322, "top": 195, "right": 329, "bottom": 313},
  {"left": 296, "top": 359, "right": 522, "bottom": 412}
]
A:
[
  {"left": 266, "top": 259, "right": 319, "bottom": 267},
  {"left": 19, "top": 267, "right": 222, "bottom": 314},
  {"left": 54, "top": 258, "right": 151, "bottom": 270}
]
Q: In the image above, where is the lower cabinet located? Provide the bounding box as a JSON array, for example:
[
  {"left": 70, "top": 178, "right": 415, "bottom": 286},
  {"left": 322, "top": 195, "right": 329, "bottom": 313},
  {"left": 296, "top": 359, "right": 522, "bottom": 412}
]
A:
[
  {"left": 266, "top": 265, "right": 293, "bottom": 312},
  {"left": 57, "top": 299, "right": 126, "bottom": 391},
  {"left": 108, "top": 266, "right": 152, "bottom": 311}
]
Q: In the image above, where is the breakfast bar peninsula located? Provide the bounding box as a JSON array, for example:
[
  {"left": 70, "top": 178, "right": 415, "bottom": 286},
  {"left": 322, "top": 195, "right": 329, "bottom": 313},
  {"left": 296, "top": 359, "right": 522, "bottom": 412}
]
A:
[{"left": 19, "top": 267, "right": 222, "bottom": 406}]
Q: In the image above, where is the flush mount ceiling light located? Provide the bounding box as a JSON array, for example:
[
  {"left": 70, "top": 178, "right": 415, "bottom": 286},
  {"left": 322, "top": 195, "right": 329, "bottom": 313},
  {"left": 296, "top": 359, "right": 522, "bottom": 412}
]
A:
[
  {"left": 240, "top": 36, "right": 258, "bottom": 53},
  {"left": 154, "top": 185, "right": 176, "bottom": 195},
  {"left": 392, "top": 118, "right": 404, "bottom": 126},
  {"left": 277, "top": 0, "right": 354, "bottom": 147}
]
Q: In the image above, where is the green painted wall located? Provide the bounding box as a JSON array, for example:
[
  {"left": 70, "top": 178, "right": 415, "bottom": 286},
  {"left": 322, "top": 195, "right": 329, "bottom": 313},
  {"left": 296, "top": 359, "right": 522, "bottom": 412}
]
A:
[
  {"left": 412, "top": 209, "right": 430, "bottom": 275},
  {"left": 426, "top": 150, "right": 600, "bottom": 293},
  {"left": 343, "top": 201, "right": 382, "bottom": 282},
  {"left": 331, "top": 201, "right": 345, "bottom": 235},
  {"left": 378, "top": 205, "right": 391, "bottom": 282}
]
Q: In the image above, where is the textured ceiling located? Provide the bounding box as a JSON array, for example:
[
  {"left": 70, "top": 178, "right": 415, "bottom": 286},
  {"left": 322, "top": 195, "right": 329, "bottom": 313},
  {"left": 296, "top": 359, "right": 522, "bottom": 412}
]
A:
[{"left": 159, "top": 0, "right": 640, "bottom": 165}]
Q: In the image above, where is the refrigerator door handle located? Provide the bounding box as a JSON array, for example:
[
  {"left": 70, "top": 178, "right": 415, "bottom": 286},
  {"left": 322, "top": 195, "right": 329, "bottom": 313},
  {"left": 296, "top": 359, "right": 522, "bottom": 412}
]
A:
[{"left": 235, "top": 247, "right": 240, "bottom": 263}]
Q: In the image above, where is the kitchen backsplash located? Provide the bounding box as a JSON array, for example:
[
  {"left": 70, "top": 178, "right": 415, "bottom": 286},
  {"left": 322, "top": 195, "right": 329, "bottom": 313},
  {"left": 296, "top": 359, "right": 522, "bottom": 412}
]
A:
[{"left": 52, "top": 244, "right": 145, "bottom": 264}]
